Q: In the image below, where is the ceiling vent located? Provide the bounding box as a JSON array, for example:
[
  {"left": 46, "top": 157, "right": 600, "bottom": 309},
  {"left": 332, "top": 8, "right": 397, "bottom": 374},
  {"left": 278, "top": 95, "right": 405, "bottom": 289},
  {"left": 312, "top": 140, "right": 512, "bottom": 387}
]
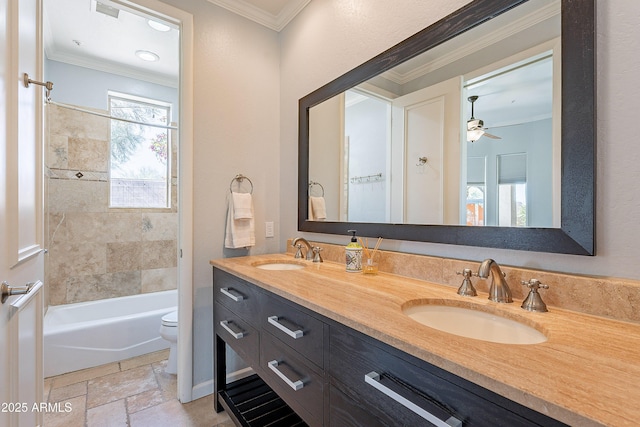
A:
[{"left": 92, "top": 1, "right": 120, "bottom": 19}]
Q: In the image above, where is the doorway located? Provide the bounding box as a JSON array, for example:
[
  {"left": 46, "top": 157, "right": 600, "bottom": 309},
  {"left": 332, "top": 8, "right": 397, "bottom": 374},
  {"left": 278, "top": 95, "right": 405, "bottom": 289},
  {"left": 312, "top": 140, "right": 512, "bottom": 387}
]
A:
[{"left": 42, "top": 0, "right": 194, "bottom": 402}]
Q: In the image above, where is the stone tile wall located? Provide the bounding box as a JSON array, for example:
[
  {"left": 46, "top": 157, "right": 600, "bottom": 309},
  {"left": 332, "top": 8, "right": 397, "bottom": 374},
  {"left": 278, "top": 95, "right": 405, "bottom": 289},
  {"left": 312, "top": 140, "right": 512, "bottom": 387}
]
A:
[{"left": 45, "top": 104, "right": 178, "bottom": 306}]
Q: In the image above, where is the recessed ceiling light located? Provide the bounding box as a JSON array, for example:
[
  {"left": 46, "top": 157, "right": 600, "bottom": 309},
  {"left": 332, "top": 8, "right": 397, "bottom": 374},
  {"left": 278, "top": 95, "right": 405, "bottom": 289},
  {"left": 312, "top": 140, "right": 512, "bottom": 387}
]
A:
[
  {"left": 148, "top": 19, "right": 171, "bottom": 32},
  {"left": 135, "top": 50, "right": 159, "bottom": 62}
]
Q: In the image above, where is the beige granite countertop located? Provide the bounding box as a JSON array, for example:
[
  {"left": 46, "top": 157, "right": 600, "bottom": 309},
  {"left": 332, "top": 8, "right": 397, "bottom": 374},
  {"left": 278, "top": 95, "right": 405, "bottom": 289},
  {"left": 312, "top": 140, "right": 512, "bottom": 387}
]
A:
[{"left": 211, "top": 253, "right": 640, "bottom": 427}]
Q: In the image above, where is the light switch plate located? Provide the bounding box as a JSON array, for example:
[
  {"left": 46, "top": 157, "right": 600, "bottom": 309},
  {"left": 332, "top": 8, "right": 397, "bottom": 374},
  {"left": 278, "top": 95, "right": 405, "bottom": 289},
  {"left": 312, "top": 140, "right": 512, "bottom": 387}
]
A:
[{"left": 265, "top": 221, "right": 274, "bottom": 238}]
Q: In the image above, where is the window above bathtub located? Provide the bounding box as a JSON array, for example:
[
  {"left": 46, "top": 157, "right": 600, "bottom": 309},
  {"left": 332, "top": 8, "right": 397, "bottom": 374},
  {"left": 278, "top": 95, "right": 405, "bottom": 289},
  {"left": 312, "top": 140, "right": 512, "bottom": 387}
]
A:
[{"left": 108, "top": 91, "right": 172, "bottom": 209}]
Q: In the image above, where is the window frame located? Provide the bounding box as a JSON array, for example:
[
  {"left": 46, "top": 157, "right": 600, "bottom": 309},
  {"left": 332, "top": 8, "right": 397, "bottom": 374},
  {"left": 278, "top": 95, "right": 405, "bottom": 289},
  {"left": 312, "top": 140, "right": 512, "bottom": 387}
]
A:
[{"left": 107, "top": 91, "right": 173, "bottom": 210}]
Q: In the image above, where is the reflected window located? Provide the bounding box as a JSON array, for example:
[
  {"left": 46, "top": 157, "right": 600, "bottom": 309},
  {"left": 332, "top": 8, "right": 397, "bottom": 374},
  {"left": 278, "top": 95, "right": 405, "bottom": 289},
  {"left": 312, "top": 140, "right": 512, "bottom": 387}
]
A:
[
  {"left": 466, "top": 156, "right": 486, "bottom": 225},
  {"left": 497, "top": 153, "right": 527, "bottom": 226},
  {"left": 466, "top": 185, "right": 485, "bottom": 226},
  {"left": 108, "top": 92, "right": 172, "bottom": 208}
]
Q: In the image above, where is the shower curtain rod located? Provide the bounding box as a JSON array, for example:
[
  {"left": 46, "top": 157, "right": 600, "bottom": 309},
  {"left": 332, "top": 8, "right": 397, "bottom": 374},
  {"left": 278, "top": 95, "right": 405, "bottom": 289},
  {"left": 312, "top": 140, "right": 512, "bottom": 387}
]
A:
[{"left": 47, "top": 100, "right": 179, "bottom": 131}]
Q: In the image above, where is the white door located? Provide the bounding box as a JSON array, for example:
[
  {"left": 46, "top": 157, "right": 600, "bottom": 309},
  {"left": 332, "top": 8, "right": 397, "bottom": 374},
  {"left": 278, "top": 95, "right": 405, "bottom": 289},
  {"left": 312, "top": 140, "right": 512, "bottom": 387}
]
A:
[
  {"left": 1, "top": 0, "right": 45, "bottom": 425},
  {"left": 390, "top": 77, "right": 462, "bottom": 224}
]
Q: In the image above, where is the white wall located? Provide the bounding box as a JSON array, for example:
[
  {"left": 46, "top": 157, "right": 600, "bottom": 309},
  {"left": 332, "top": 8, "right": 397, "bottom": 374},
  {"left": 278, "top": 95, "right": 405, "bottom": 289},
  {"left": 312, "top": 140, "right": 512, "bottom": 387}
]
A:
[
  {"left": 308, "top": 95, "right": 342, "bottom": 220},
  {"left": 159, "top": 0, "right": 281, "bottom": 390},
  {"left": 280, "top": 1, "right": 640, "bottom": 281},
  {"left": 345, "top": 96, "right": 389, "bottom": 222},
  {"left": 45, "top": 60, "right": 179, "bottom": 121}
]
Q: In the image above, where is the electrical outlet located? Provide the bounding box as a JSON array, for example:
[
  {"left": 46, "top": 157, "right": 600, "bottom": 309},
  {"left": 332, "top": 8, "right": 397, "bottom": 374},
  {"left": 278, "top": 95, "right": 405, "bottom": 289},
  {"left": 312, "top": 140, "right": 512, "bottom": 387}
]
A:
[{"left": 265, "top": 221, "right": 274, "bottom": 238}]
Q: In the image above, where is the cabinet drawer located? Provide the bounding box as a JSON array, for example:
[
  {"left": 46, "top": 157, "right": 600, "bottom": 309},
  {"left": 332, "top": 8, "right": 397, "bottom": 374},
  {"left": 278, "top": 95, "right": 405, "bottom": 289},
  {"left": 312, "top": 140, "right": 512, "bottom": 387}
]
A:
[
  {"left": 214, "top": 302, "right": 259, "bottom": 367},
  {"left": 329, "top": 383, "right": 389, "bottom": 427},
  {"left": 213, "top": 268, "right": 263, "bottom": 326},
  {"left": 261, "top": 296, "right": 325, "bottom": 369},
  {"left": 330, "top": 325, "right": 565, "bottom": 427},
  {"left": 261, "top": 332, "right": 324, "bottom": 427}
]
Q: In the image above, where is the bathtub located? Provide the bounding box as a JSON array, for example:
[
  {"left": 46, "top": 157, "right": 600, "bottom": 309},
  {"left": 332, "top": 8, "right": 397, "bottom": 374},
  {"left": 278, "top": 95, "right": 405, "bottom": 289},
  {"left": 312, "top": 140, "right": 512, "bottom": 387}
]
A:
[{"left": 44, "top": 289, "right": 177, "bottom": 377}]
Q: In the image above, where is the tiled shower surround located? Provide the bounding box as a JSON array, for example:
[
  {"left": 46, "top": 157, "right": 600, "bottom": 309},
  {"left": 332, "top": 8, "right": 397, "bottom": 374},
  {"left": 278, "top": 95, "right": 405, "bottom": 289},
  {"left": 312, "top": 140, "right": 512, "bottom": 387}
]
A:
[{"left": 45, "top": 104, "right": 178, "bottom": 306}]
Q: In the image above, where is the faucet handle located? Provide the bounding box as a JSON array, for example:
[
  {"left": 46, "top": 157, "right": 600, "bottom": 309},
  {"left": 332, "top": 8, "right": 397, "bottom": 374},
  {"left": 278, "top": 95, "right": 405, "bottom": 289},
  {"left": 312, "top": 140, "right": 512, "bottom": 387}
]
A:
[
  {"left": 293, "top": 244, "right": 305, "bottom": 259},
  {"left": 521, "top": 279, "right": 549, "bottom": 290},
  {"left": 457, "top": 268, "right": 482, "bottom": 279},
  {"left": 521, "top": 279, "right": 549, "bottom": 312},
  {"left": 456, "top": 269, "right": 477, "bottom": 297},
  {"left": 312, "top": 246, "right": 323, "bottom": 263}
]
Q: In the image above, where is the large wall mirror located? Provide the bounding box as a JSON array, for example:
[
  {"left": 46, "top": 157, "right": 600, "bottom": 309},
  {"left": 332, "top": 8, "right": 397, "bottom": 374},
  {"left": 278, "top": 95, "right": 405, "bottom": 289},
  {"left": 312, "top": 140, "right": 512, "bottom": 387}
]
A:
[{"left": 298, "top": 0, "right": 595, "bottom": 255}]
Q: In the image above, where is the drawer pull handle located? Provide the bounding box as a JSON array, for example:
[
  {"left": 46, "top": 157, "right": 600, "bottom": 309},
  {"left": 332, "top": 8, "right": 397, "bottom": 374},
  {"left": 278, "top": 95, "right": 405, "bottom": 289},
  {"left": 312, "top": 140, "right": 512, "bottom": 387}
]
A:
[
  {"left": 364, "top": 371, "right": 462, "bottom": 427},
  {"left": 220, "top": 287, "right": 244, "bottom": 302},
  {"left": 267, "top": 316, "right": 303, "bottom": 339},
  {"left": 219, "top": 320, "right": 244, "bottom": 339},
  {"left": 268, "top": 360, "right": 304, "bottom": 391}
]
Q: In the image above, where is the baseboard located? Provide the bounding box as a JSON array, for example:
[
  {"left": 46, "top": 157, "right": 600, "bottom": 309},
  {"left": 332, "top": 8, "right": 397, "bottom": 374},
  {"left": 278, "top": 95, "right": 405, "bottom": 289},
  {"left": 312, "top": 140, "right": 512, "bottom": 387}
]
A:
[
  {"left": 191, "top": 367, "right": 255, "bottom": 401},
  {"left": 226, "top": 367, "right": 254, "bottom": 383},
  {"left": 191, "top": 379, "right": 213, "bottom": 401}
]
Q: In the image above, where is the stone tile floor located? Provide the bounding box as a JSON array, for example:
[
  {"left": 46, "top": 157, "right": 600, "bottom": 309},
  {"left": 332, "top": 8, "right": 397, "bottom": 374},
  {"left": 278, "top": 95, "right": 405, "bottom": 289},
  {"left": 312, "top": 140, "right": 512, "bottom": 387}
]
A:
[{"left": 44, "top": 349, "right": 233, "bottom": 427}]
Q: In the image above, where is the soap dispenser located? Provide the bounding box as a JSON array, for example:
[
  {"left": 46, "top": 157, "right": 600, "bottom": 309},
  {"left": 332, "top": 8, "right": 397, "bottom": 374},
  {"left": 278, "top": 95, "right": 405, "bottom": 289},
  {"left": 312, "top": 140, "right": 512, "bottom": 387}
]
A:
[{"left": 345, "top": 230, "right": 362, "bottom": 272}]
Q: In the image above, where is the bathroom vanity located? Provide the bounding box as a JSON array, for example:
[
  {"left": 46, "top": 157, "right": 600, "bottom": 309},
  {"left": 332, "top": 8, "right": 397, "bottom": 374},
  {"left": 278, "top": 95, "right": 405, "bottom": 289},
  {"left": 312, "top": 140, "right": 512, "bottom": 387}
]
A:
[{"left": 211, "top": 254, "right": 640, "bottom": 426}]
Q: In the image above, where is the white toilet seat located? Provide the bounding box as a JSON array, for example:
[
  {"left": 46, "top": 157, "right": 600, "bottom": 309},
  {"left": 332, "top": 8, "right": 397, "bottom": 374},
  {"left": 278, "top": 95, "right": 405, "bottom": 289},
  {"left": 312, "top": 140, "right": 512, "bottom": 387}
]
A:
[{"left": 162, "top": 310, "right": 178, "bottom": 327}]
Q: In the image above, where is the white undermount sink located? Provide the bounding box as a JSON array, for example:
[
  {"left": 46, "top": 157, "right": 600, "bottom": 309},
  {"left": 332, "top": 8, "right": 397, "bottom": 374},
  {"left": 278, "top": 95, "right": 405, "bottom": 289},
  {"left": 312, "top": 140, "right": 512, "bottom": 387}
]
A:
[
  {"left": 403, "top": 301, "right": 547, "bottom": 345},
  {"left": 253, "top": 261, "right": 306, "bottom": 271}
]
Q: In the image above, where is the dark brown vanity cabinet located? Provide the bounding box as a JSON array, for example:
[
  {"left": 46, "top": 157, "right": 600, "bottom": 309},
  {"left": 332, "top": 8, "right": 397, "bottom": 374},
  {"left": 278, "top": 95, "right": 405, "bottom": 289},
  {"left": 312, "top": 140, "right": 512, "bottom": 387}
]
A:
[
  {"left": 260, "top": 330, "right": 326, "bottom": 425},
  {"left": 214, "top": 268, "right": 326, "bottom": 426},
  {"left": 213, "top": 268, "right": 567, "bottom": 427},
  {"left": 328, "top": 323, "right": 567, "bottom": 427},
  {"left": 259, "top": 296, "right": 326, "bottom": 370}
]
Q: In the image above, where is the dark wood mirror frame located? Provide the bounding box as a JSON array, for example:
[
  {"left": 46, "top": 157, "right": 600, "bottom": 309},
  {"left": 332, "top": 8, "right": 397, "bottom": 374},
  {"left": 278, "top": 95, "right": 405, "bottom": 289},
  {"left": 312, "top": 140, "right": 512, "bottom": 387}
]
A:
[{"left": 298, "top": 0, "right": 595, "bottom": 255}]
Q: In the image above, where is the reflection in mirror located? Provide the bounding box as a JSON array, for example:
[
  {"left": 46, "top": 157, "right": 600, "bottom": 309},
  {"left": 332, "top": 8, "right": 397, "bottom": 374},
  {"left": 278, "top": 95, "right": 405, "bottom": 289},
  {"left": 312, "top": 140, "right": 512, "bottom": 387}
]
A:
[
  {"left": 299, "top": 0, "right": 595, "bottom": 255},
  {"left": 464, "top": 50, "right": 558, "bottom": 228},
  {"left": 308, "top": 0, "right": 560, "bottom": 227}
]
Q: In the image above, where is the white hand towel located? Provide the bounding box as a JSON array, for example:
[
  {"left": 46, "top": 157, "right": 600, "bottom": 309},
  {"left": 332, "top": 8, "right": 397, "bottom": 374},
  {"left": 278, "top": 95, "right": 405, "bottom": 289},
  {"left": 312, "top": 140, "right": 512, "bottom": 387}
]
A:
[
  {"left": 310, "top": 196, "right": 327, "bottom": 220},
  {"left": 232, "top": 192, "right": 253, "bottom": 219},
  {"left": 225, "top": 193, "right": 255, "bottom": 248}
]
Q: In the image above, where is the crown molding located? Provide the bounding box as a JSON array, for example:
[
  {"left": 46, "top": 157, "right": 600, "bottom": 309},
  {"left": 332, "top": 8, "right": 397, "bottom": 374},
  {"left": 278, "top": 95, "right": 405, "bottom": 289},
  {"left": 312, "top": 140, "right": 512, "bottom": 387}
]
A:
[
  {"left": 207, "top": 0, "right": 310, "bottom": 32},
  {"left": 381, "top": 1, "right": 560, "bottom": 85}
]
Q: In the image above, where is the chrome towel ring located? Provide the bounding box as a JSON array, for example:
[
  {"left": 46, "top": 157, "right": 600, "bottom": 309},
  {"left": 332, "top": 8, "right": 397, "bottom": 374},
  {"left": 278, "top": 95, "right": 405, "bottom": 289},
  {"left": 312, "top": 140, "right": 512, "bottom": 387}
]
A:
[
  {"left": 230, "top": 174, "right": 253, "bottom": 194},
  {"left": 308, "top": 181, "right": 324, "bottom": 197}
]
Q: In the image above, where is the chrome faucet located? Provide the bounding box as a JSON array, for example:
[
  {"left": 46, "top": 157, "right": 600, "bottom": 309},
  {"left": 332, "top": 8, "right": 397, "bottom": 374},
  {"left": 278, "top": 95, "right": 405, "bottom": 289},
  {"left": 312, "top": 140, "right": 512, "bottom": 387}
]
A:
[
  {"left": 478, "top": 259, "right": 513, "bottom": 303},
  {"left": 292, "top": 237, "right": 314, "bottom": 261}
]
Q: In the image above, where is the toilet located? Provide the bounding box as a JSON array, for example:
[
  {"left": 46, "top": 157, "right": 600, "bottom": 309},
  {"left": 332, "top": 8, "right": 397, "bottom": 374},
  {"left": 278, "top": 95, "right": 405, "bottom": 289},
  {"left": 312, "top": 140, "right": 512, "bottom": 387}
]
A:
[{"left": 159, "top": 310, "right": 178, "bottom": 374}]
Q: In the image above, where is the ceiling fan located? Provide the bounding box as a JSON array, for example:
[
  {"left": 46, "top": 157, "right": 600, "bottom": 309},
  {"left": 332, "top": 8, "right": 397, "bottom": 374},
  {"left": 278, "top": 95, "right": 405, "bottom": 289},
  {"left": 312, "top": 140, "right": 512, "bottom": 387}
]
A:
[{"left": 467, "top": 95, "right": 501, "bottom": 142}]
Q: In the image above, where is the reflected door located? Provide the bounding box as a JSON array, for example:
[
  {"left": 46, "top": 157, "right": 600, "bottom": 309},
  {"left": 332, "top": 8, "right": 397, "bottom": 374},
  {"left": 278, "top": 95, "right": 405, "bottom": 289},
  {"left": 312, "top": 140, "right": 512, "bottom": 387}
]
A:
[{"left": 391, "top": 77, "right": 461, "bottom": 224}]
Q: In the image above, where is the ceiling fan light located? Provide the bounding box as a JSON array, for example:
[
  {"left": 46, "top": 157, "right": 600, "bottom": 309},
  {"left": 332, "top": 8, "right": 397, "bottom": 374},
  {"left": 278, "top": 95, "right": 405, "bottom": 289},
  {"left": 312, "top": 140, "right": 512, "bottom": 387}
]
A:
[
  {"left": 467, "top": 119, "right": 481, "bottom": 131},
  {"left": 467, "top": 129, "right": 485, "bottom": 142}
]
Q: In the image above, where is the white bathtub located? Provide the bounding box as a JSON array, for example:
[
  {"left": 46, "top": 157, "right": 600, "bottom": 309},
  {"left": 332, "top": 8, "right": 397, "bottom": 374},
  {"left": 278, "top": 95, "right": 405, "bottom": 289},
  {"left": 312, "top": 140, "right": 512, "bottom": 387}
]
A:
[{"left": 44, "top": 289, "right": 177, "bottom": 377}]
